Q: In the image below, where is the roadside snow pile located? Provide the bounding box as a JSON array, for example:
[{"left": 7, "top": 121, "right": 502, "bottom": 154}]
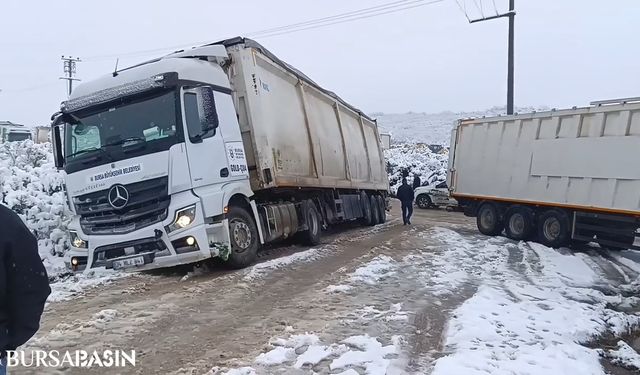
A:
[
  {"left": 374, "top": 105, "right": 546, "bottom": 146},
  {"left": 428, "top": 227, "right": 640, "bottom": 375},
  {"left": 0, "top": 140, "right": 69, "bottom": 275},
  {"left": 384, "top": 143, "right": 448, "bottom": 194},
  {"left": 601, "top": 340, "right": 640, "bottom": 370}
]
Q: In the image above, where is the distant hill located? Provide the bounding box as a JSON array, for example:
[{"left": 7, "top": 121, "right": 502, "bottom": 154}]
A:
[{"left": 373, "top": 106, "right": 547, "bottom": 146}]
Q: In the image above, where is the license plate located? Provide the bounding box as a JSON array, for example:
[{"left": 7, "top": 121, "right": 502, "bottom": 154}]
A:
[{"left": 113, "top": 256, "right": 145, "bottom": 270}]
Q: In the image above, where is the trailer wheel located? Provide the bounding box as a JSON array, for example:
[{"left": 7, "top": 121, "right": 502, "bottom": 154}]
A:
[
  {"left": 360, "top": 191, "right": 373, "bottom": 226},
  {"left": 504, "top": 206, "right": 535, "bottom": 241},
  {"left": 370, "top": 195, "right": 381, "bottom": 226},
  {"left": 476, "top": 202, "right": 503, "bottom": 236},
  {"left": 300, "top": 201, "right": 322, "bottom": 246},
  {"left": 225, "top": 206, "right": 259, "bottom": 269},
  {"left": 537, "top": 209, "right": 570, "bottom": 248},
  {"left": 376, "top": 195, "right": 387, "bottom": 223},
  {"left": 416, "top": 194, "right": 432, "bottom": 209}
]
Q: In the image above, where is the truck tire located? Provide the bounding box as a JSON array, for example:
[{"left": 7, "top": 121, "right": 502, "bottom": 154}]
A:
[
  {"left": 504, "top": 206, "right": 535, "bottom": 241},
  {"left": 476, "top": 202, "right": 503, "bottom": 236},
  {"left": 416, "top": 194, "right": 432, "bottom": 209},
  {"left": 226, "top": 206, "right": 259, "bottom": 269},
  {"left": 537, "top": 209, "right": 571, "bottom": 248},
  {"left": 376, "top": 195, "right": 387, "bottom": 223},
  {"left": 360, "top": 191, "right": 373, "bottom": 226},
  {"left": 370, "top": 195, "right": 381, "bottom": 225},
  {"left": 300, "top": 201, "right": 322, "bottom": 246}
]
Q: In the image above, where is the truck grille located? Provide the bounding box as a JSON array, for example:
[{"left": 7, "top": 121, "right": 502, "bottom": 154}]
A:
[{"left": 74, "top": 177, "right": 170, "bottom": 235}]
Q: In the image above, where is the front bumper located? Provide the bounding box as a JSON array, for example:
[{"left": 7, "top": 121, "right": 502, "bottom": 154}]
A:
[{"left": 65, "top": 194, "right": 230, "bottom": 272}]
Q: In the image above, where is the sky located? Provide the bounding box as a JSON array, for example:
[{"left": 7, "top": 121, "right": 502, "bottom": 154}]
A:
[{"left": 0, "top": 0, "right": 638, "bottom": 126}]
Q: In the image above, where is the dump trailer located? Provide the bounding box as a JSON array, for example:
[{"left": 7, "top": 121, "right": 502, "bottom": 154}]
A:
[
  {"left": 50, "top": 37, "right": 388, "bottom": 272},
  {"left": 448, "top": 98, "right": 640, "bottom": 250}
]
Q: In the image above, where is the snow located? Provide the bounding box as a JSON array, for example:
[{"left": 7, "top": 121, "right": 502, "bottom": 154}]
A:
[
  {"left": 219, "top": 332, "right": 402, "bottom": 374},
  {"left": 330, "top": 334, "right": 400, "bottom": 374},
  {"left": 427, "top": 227, "right": 640, "bottom": 375},
  {"left": 374, "top": 106, "right": 548, "bottom": 146},
  {"left": 384, "top": 143, "right": 448, "bottom": 194},
  {"left": 0, "top": 141, "right": 69, "bottom": 275},
  {"left": 243, "top": 245, "right": 336, "bottom": 281},
  {"left": 349, "top": 255, "right": 396, "bottom": 285},
  {"left": 602, "top": 340, "right": 640, "bottom": 370},
  {"left": 47, "top": 268, "right": 128, "bottom": 302},
  {"left": 254, "top": 346, "right": 295, "bottom": 366}
]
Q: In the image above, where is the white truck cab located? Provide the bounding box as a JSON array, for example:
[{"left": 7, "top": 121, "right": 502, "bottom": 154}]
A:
[{"left": 51, "top": 38, "right": 389, "bottom": 272}]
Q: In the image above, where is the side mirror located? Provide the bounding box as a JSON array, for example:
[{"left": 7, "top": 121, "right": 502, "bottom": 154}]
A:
[
  {"left": 196, "top": 87, "right": 219, "bottom": 132},
  {"left": 51, "top": 123, "right": 64, "bottom": 169}
]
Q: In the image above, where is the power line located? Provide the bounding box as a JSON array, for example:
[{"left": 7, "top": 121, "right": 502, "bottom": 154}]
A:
[
  {"left": 84, "top": 0, "right": 445, "bottom": 62},
  {"left": 246, "top": 0, "right": 424, "bottom": 37},
  {"left": 253, "top": 0, "right": 446, "bottom": 39}
]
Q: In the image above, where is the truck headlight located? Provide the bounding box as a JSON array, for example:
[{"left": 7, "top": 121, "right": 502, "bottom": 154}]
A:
[
  {"left": 69, "top": 231, "right": 88, "bottom": 249},
  {"left": 166, "top": 205, "right": 197, "bottom": 233}
]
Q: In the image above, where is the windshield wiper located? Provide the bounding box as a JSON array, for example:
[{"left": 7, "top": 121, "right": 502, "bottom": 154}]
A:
[
  {"left": 66, "top": 147, "right": 107, "bottom": 159},
  {"left": 101, "top": 137, "right": 146, "bottom": 148}
]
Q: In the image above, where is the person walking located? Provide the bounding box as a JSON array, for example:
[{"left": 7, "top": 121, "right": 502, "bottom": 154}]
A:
[
  {"left": 396, "top": 178, "right": 415, "bottom": 225},
  {"left": 1, "top": 205, "right": 51, "bottom": 374}
]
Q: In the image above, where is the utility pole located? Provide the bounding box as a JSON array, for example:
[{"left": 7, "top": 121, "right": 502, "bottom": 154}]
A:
[
  {"left": 470, "top": 0, "right": 515, "bottom": 115},
  {"left": 60, "top": 56, "right": 81, "bottom": 97}
]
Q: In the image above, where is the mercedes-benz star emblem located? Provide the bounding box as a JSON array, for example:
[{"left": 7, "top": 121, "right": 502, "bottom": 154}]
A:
[{"left": 108, "top": 184, "right": 130, "bottom": 209}]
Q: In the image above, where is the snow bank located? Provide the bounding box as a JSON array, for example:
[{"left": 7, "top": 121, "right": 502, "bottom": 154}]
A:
[
  {"left": 0, "top": 140, "right": 69, "bottom": 276},
  {"left": 602, "top": 340, "right": 640, "bottom": 371}
]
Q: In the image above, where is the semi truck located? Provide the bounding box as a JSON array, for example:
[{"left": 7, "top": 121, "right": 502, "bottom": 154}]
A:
[
  {"left": 50, "top": 37, "right": 389, "bottom": 272},
  {"left": 0, "top": 122, "right": 32, "bottom": 143},
  {"left": 448, "top": 98, "right": 640, "bottom": 250}
]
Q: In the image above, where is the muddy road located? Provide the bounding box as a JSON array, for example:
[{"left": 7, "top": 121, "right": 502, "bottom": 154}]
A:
[{"left": 22, "top": 203, "right": 640, "bottom": 374}]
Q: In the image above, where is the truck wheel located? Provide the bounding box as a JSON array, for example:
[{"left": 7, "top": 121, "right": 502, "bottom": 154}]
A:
[
  {"left": 476, "top": 202, "right": 503, "bottom": 236},
  {"left": 300, "top": 201, "right": 322, "bottom": 246},
  {"left": 226, "top": 206, "right": 259, "bottom": 269},
  {"left": 360, "top": 191, "right": 373, "bottom": 226},
  {"left": 504, "top": 206, "right": 535, "bottom": 241},
  {"left": 370, "top": 195, "right": 381, "bottom": 225},
  {"left": 376, "top": 195, "right": 386, "bottom": 223},
  {"left": 416, "top": 194, "right": 432, "bottom": 209},
  {"left": 537, "top": 209, "right": 570, "bottom": 248}
]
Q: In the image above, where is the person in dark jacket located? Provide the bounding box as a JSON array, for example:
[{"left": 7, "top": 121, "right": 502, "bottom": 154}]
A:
[
  {"left": 412, "top": 174, "right": 421, "bottom": 190},
  {"left": 396, "top": 178, "right": 415, "bottom": 225},
  {"left": 0, "top": 205, "right": 50, "bottom": 373}
]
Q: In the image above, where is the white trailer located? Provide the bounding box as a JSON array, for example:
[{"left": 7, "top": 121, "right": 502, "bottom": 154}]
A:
[
  {"left": 448, "top": 98, "right": 640, "bottom": 250},
  {"left": 51, "top": 37, "right": 388, "bottom": 272}
]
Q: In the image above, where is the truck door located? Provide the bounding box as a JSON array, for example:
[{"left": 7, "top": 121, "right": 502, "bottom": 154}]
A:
[{"left": 181, "top": 87, "right": 229, "bottom": 189}]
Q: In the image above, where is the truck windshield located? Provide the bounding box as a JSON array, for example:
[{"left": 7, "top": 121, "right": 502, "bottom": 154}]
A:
[
  {"left": 7, "top": 132, "right": 31, "bottom": 142},
  {"left": 63, "top": 90, "right": 183, "bottom": 173}
]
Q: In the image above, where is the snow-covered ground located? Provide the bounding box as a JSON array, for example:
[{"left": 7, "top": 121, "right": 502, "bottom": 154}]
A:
[{"left": 374, "top": 106, "right": 547, "bottom": 146}]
